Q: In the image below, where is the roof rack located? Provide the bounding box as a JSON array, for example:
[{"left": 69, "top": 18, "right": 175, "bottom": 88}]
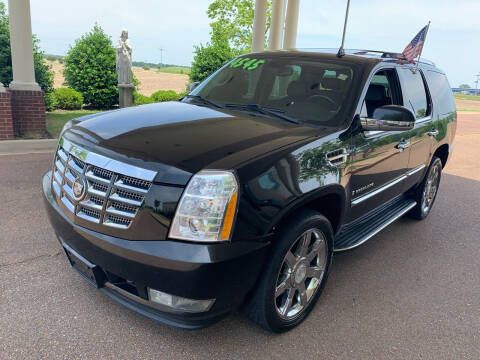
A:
[
  {"left": 295, "top": 48, "right": 435, "bottom": 66},
  {"left": 350, "top": 49, "right": 435, "bottom": 65}
]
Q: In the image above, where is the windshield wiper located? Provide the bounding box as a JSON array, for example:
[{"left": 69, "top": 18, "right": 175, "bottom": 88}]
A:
[
  {"left": 225, "top": 103, "right": 299, "bottom": 124},
  {"left": 184, "top": 95, "right": 223, "bottom": 109}
]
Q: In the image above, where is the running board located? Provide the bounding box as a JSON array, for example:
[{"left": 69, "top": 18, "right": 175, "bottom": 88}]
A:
[{"left": 334, "top": 197, "right": 417, "bottom": 252}]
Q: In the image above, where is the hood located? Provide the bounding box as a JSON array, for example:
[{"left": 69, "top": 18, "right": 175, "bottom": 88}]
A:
[{"left": 64, "top": 101, "right": 323, "bottom": 185}]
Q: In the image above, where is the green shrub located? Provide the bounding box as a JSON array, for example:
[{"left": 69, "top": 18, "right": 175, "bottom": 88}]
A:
[
  {"left": 63, "top": 25, "right": 118, "bottom": 109},
  {"left": 151, "top": 90, "right": 181, "bottom": 102},
  {"left": 142, "top": 64, "right": 150, "bottom": 71},
  {"left": 134, "top": 93, "right": 154, "bottom": 105},
  {"left": 53, "top": 88, "right": 83, "bottom": 110},
  {"left": 44, "top": 92, "right": 57, "bottom": 112},
  {"left": 45, "top": 55, "right": 57, "bottom": 61}
]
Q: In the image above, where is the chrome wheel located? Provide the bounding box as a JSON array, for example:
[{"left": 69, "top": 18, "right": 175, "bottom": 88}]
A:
[
  {"left": 274, "top": 228, "right": 328, "bottom": 319},
  {"left": 421, "top": 162, "right": 441, "bottom": 214}
]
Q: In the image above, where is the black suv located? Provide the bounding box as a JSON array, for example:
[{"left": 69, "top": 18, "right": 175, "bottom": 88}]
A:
[{"left": 42, "top": 49, "right": 456, "bottom": 332}]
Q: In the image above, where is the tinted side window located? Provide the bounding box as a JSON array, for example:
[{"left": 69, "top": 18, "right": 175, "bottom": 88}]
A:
[
  {"left": 424, "top": 70, "right": 456, "bottom": 115},
  {"left": 361, "top": 69, "right": 402, "bottom": 118},
  {"left": 398, "top": 68, "right": 429, "bottom": 118}
]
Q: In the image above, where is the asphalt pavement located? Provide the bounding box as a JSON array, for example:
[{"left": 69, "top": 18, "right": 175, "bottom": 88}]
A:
[{"left": 0, "top": 113, "right": 479, "bottom": 360}]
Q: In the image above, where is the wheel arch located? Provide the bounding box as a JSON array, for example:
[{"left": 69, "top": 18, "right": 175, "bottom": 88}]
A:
[
  {"left": 268, "top": 184, "right": 347, "bottom": 238},
  {"left": 433, "top": 143, "right": 450, "bottom": 168}
]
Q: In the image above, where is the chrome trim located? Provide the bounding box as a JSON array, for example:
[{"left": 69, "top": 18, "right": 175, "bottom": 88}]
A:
[
  {"left": 60, "top": 137, "right": 157, "bottom": 182},
  {"left": 325, "top": 148, "right": 349, "bottom": 166},
  {"left": 363, "top": 130, "right": 384, "bottom": 137},
  {"left": 396, "top": 140, "right": 410, "bottom": 151},
  {"left": 361, "top": 117, "right": 414, "bottom": 132},
  {"left": 352, "top": 175, "right": 407, "bottom": 206},
  {"left": 352, "top": 164, "right": 427, "bottom": 206},
  {"left": 415, "top": 115, "right": 432, "bottom": 124},
  {"left": 335, "top": 200, "right": 417, "bottom": 252},
  {"left": 406, "top": 164, "right": 426, "bottom": 177},
  {"left": 52, "top": 138, "right": 156, "bottom": 230}
]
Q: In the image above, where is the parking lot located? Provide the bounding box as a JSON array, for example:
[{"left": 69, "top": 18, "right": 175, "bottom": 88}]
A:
[{"left": 1, "top": 113, "right": 479, "bottom": 360}]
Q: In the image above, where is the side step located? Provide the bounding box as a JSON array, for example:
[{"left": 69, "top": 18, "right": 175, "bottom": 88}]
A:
[{"left": 334, "top": 197, "right": 416, "bottom": 252}]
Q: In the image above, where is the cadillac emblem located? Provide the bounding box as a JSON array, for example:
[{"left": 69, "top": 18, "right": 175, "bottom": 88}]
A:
[{"left": 72, "top": 176, "right": 87, "bottom": 201}]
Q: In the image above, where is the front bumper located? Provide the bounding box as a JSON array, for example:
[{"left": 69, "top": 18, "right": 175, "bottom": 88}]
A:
[{"left": 42, "top": 171, "right": 269, "bottom": 329}]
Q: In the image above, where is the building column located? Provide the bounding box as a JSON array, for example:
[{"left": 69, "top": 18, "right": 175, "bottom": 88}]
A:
[
  {"left": 252, "top": 0, "right": 267, "bottom": 52},
  {"left": 283, "top": 0, "right": 300, "bottom": 49},
  {"left": 7, "top": 0, "right": 46, "bottom": 137},
  {"left": 268, "top": 0, "right": 286, "bottom": 50},
  {"left": 8, "top": 0, "right": 40, "bottom": 91}
]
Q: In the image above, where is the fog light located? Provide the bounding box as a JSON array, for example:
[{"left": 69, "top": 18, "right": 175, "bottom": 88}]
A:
[{"left": 148, "top": 288, "right": 215, "bottom": 313}]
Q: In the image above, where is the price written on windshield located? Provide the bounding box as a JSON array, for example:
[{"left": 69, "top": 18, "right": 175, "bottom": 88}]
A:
[{"left": 230, "top": 58, "right": 265, "bottom": 71}]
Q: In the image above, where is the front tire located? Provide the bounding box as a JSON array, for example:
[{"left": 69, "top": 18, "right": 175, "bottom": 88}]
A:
[
  {"left": 408, "top": 156, "right": 443, "bottom": 220},
  {"left": 242, "top": 210, "right": 334, "bottom": 332}
]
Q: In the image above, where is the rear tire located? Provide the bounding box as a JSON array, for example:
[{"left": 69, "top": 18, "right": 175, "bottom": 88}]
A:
[
  {"left": 408, "top": 157, "right": 443, "bottom": 220},
  {"left": 242, "top": 210, "right": 334, "bottom": 333}
]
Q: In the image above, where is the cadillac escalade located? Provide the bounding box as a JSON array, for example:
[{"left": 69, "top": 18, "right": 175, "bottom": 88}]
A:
[{"left": 42, "top": 49, "right": 456, "bottom": 332}]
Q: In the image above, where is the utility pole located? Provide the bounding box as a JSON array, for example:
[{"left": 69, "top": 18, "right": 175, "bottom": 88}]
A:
[
  {"left": 475, "top": 73, "right": 480, "bottom": 95},
  {"left": 158, "top": 48, "right": 164, "bottom": 68}
]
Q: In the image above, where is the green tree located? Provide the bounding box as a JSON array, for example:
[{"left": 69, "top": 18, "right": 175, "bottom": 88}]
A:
[
  {"left": 207, "top": 0, "right": 271, "bottom": 52},
  {"left": 64, "top": 25, "right": 118, "bottom": 109},
  {"left": 459, "top": 84, "right": 471, "bottom": 89},
  {"left": 0, "top": 1, "right": 54, "bottom": 107},
  {"left": 190, "top": 0, "right": 271, "bottom": 83},
  {"left": 0, "top": 2, "right": 12, "bottom": 85},
  {"left": 33, "top": 36, "right": 54, "bottom": 97},
  {"left": 190, "top": 30, "right": 237, "bottom": 82}
]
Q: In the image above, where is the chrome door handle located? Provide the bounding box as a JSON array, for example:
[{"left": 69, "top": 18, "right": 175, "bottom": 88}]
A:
[
  {"left": 395, "top": 140, "right": 410, "bottom": 152},
  {"left": 427, "top": 129, "right": 439, "bottom": 137}
]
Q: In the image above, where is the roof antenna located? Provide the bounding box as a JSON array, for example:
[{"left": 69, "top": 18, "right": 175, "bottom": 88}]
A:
[{"left": 337, "top": 0, "right": 351, "bottom": 58}]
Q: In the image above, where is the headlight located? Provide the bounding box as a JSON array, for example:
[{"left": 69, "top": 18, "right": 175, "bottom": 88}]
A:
[{"left": 169, "top": 170, "right": 238, "bottom": 242}]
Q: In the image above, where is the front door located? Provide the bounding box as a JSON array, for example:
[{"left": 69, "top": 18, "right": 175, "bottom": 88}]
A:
[
  {"left": 396, "top": 66, "right": 434, "bottom": 189},
  {"left": 346, "top": 68, "right": 411, "bottom": 222}
]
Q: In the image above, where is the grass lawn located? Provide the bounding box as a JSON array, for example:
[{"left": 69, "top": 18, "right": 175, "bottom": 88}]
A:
[
  {"left": 46, "top": 110, "right": 99, "bottom": 138},
  {"left": 454, "top": 93, "right": 480, "bottom": 101},
  {"left": 157, "top": 66, "right": 191, "bottom": 75}
]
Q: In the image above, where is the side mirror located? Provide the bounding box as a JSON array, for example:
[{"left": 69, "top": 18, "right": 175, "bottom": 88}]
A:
[
  {"left": 361, "top": 105, "right": 415, "bottom": 132},
  {"left": 189, "top": 81, "right": 200, "bottom": 92}
]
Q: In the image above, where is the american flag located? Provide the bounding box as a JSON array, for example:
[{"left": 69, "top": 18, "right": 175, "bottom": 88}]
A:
[{"left": 402, "top": 24, "right": 429, "bottom": 62}]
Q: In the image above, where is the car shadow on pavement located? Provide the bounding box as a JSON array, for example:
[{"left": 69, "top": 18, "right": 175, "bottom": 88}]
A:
[
  {"left": 82, "top": 173, "right": 479, "bottom": 359},
  {"left": 3, "top": 173, "right": 479, "bottom": 359}
]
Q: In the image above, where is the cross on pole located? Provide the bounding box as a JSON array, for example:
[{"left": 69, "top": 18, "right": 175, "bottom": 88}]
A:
[{"left": 158, "top": 48, "right": 165, "bottom": 68}]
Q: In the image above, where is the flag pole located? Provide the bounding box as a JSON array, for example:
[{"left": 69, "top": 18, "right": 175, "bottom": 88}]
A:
[
  {"left": 415, "top": 21, "right": 431, "bottom": 72},
  {"left": 337, "top": 0, "right": 351, "bottom": 57}
]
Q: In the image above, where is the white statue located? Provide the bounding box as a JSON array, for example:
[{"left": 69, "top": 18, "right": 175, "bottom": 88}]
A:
[{"left": 116, "top": 29, "right": 133, "bottom": 85}]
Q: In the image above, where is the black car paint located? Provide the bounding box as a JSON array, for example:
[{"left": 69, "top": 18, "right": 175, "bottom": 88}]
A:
[{"left": 43, "top": 51, "right": 456, "bottom": 328}]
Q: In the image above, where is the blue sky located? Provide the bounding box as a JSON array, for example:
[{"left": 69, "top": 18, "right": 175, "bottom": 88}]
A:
[{"left": 11, "top": 0, "right": 480, "bottom": 87}]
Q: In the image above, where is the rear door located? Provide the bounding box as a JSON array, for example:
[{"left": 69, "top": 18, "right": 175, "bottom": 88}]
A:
[{"left": 396, "top": 67, "right": 434, "bottom": 189}]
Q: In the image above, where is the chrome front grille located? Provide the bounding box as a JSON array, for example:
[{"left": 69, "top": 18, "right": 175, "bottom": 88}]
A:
[{"left": 51, "top": 138, "right": 157, "bottom": 230}]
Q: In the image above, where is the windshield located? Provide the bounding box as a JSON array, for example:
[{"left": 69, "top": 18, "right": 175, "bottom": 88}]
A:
[{"left": 185, "top": 55, "right": 356, "bottom": 126}]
